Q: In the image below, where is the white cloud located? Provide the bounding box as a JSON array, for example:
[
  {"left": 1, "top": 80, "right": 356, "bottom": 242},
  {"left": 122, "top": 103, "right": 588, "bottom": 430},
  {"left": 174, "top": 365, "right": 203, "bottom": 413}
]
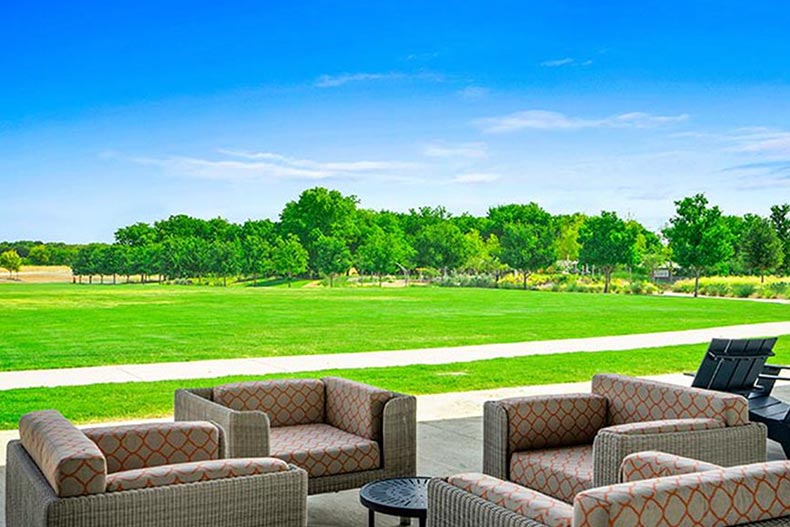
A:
[
  {"left": 452, "top": 172, "right": 501, "bottom": 184},
  {"left": 314, "top": 71, "right": 443, "bottom": 88},
  {"left": 476, "top": 110, "right": 690, "bottom": 133},
  {"left": 125, "top": 150, "right": 421, "bottom": 182},
  {"left": 732, "top": 131, "right": 790, "bottom": 155},
  {"left": 422, "top": 142, "right": 488, "bottom": 159},
  {"left": 540, "top": 58, "right": 593, "bottom": 67},
  {"left": 457, "top": 86, "right": 489, "bottom": 99}
]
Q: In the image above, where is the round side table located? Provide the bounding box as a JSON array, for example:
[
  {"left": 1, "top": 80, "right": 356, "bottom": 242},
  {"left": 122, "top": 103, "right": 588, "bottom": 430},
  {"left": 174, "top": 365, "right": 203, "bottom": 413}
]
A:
[{"left": 359, "top": 477, "right": 429, "bottom": 527}]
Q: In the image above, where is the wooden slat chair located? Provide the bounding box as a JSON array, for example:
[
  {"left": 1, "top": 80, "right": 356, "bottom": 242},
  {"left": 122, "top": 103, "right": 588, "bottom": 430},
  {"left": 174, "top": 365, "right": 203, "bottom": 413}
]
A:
[{"left": 690, "top": 337, "right": 790, "bottom": 457}]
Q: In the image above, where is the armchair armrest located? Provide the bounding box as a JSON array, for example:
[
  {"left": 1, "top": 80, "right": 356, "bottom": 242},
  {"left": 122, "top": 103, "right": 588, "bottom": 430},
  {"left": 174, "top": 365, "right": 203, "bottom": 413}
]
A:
[
  {"left": 381, "top": 393, "right": 417, "bottom": 477},
  {"left": 174, "top": 388, "right": 270, "bottom": 459},
  {"left": 592, "top": 421, "right": 767, "bottom": 487},
  {"left": 324, "top": 377, "right": 394, "bottom": 441},
  {"left": 599, "top": 418, "right": 724, "bottom": 436},
  {"left": 619, "top": 451, "right": 720, "bottom": 482},
  {"left": 83, "top": 421, "right": 221, "bottom": 473},
  {"left": 483, "top": 394, "right": 607, "bottom": 481}
]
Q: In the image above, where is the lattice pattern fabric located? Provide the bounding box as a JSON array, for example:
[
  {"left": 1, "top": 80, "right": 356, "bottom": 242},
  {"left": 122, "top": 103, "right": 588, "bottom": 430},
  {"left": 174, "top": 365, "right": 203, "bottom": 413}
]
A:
[
  {"left": 84, "top": 422, "right": 220, "bottom": 473},
  {"left": 620, "top": 451, "right": 721, "bottom": 482},
  {"left": 574, "top": 461, "right": 790, "bottom": 527},
  {"left": 448, "top": 472, "right": 574, "bottom": 527},
  {"left": 591, "top": 374, "right": 749, "bottom": 427},
  {"left": 510, "top": 444, "right": 594, "bottom": 504},
  {"left": 270, "top": 423, "right": 380, "bottom": 477},
  {"left": 105, "top": 457, "right": 289, "bottom": 492},
  {"left": 324, "top": 376, "right": 393, "bottom": 441},
  {"left": 18, "top": 410, "right": 106, "bottom": 497},
  {"left": 601, "top": 417, "right": 724, "bottom": 436},
  {"left": 499, "top": 394, "right": 608, "bottom": 453},
  {"left": 213, "top": 379, "right": 325, "bottom": 427}
]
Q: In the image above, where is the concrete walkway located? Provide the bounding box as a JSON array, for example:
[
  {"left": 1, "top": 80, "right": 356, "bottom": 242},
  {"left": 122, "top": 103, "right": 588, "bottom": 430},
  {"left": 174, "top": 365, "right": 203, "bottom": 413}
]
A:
[{"left": 2, "top": 322, "right": 790, "bottom": 390}]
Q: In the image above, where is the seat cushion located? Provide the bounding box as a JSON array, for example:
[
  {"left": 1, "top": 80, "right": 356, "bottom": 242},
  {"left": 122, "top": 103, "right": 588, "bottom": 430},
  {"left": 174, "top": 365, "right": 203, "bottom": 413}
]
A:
[
  {"left": 105, "top": 458, "right": 289, "bottom": 492},
  {"left": 84, "top": 422, "right": 219, "bottom": 473},
  {"left": 213, "top": 379, "right": 325, "bottom": 427},
  {"left": 270, "top": 423, "right": 380, "bottom": 477},
  {"left": 18, "top": 410, "right": 106, "bottom": 497},
  {"left": 510, "top": 444, "right": 593, "bottom": 504}
]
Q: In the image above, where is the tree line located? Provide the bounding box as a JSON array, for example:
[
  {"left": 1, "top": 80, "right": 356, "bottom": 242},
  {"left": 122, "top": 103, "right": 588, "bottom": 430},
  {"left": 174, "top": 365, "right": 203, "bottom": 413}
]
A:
[{"left": 2, "top": 188, "right": 789, "bottom": 296}]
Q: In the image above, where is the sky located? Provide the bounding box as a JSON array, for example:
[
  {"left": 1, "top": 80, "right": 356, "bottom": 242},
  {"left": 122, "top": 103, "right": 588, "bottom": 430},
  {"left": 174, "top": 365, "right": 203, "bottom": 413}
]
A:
[{"left": 2, "top": 1, "right": 790, "bottom": 243}]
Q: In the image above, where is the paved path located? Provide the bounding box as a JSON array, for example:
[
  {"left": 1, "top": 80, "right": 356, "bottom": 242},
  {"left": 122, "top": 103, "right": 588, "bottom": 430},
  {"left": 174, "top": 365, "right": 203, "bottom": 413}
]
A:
[{"left": 2, "top": 321, "right": 790, "bottom": 390}]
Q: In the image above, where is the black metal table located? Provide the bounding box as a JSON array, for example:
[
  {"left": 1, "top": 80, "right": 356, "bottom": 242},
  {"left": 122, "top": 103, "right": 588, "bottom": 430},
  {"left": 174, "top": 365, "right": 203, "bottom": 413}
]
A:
[{"left": 359, "top": 477, "right": 429, "bottom": 527}]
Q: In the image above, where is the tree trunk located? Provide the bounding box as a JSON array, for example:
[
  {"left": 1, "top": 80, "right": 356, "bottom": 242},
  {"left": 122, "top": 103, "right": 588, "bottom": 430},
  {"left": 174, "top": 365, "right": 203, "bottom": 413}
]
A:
[
  {"left": 761, "top": 273, "right": 765, "bottom": 284},
  {"left": 523, "top": 271, "right": 528, "bottom": 290},
  {"left": 329, "top": 274, "right": 334, "bottom": 287},
  {"left": 604, "top": 268, "right": 611, "bottom": 293},
  {"left": 694, "top": 269, "right": 700, "bottom": 298},
  {"left": 89, "top": 276, "right": 93, "bottom": 284},
  {"left": 113, "top": 274, "right": 117, "bottom": 285},
  {"left": 100, "top": 275, "right": 104, "bottom": 284},
  {"left": 379, "top": 274, "right": 383, "bottom": 287}
]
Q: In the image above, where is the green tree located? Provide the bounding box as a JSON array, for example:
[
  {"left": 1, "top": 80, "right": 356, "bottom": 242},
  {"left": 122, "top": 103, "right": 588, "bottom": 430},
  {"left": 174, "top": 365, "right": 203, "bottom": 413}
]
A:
[
  {"left": 314, "top": 235, "right": 352, "bottom": 286},
  {"left": 115, "top": 222, "right": 157, "bottom": 247},
  {"left": 241, "top": 235, "right": 271, "bottom": 285},
  {"left": 0, "top": 249, "right": 22, "bottom": 278},
  {"left": 271, "top": 235, "right": 308, "bottom": 287},
  {"left": 279, "top": 187, "right": 360, "bottom": 272},
  {"left": 500, "top": 222, "right": 557, "bottom": 289},
  {"left": 555, "top": 214, "right": 585, "bottom": 262},
  {"left": 414, "top": 222, "right": 470, "bottom": 276},
  {"left": 27, "top": 244, "right": 52, "bottom": 265},
  {"left": 770, "top": 204, "right": 790, "bottom": 276},
  {"left": 664, "top": 194, "right": 733, "bottom": 297},
  {"left": 210, "top": 240, "right": 242, "bottom": 286},
  {"left": 740, "top": 215, "right": 784, "bottom": 282},
  {"left": 578, "top": 211, "right": 637, "bottom": 293},
  {"left": 356, "top": 227, "right": 413, "bottom": 285}
]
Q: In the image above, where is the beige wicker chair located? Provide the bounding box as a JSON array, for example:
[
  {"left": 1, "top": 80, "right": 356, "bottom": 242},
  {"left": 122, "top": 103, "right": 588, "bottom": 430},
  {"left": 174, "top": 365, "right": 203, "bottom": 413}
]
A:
[
  {"left": 483, "top": 374, "right": 767, "bottom": 504},
  {"left": 174, "top": 376, "right": 417, "bottom": 495},
  {"left": 6, "top": 410, "right": 307, "bottom": 527},
  {"left": 429, "top": 452, "right": 790, "bottom": 527}
]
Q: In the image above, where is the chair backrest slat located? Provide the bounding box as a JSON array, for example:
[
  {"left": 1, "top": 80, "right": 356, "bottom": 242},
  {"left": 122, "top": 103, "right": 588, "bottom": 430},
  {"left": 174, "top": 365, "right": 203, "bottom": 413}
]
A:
[{"left": 691, "top": 338, "right": 777, "bottom": 395}]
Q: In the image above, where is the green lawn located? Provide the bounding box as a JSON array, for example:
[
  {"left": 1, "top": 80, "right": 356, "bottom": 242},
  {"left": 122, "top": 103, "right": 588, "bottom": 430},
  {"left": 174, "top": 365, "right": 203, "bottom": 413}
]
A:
[
  {"left": 2, "top": 283, "right": 789, "bottom": 371},
  {"left": 2, "top": 337, "right": 788, "bottom": 430}
]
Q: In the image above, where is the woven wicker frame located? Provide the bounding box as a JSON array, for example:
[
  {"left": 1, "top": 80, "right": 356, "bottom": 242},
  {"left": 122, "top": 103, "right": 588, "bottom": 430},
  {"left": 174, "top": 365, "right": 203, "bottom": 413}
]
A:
[
  {"left": 5, "top": 440, "right": 308, "bottom": 527},
  {"left": 174, "top": 384, "right": 417, "bottom": 495},
  {"left": 428, "top": 475, "right": 790, "bottom": 527}
]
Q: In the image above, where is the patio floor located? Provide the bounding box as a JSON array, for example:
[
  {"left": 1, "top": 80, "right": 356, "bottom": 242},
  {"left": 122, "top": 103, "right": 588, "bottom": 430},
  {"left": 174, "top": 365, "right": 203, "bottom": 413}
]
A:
[{"left": 1, "top": 377, "right": 787, "bottom": 526}]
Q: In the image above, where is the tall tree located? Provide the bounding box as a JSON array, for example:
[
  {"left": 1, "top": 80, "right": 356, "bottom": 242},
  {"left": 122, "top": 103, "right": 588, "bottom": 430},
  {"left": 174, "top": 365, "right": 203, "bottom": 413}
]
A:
[
  {"left": 314, "top": 235, "right": 352, "bottom": 286},
  {"left": 241, "top": 235, "right": 271, "bottom": 285},
  {"left": 27, "top": 244, "right": 51, "bottom": 265},
  {"left": 271, "top": 235, "right": 308, "bottom": 287},
  {"left": 770, "top": 204, "right": 790, "bottom": 276},
  {"left": 414, "top": 222, "right": 470, "bottom": 276},
  {"left": 741, "top": 215, "right": 784, "bottom": 282},
  {"left": 356, "top": 227, "right": 413, "bottom": 285},
  {"left": 500, "top": 222, "right": 557, "bottom": 289},
  {"left": 664, "top": 194, "right": 733, "bottom": 297},
  {"left": 0, "top": 249, "right": 22, "bottom": 278},
  {"left": 578, "top": 211, "right": 637, "bottom": 293}
]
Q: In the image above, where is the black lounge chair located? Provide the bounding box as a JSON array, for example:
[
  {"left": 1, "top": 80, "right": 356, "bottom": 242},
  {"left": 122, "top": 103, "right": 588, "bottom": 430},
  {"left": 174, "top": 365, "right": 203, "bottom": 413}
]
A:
[{"left": 689, "top": 337, "right": 790, "bottom": 457}]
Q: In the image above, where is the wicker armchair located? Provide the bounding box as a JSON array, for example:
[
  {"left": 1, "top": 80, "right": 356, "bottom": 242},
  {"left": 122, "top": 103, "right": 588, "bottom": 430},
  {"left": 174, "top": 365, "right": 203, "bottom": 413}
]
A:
[
  {"left": 174, "top": 376, "right": 417, "bottom": 495},
  {"left": 5, "top": 410, "right": 307, "bottom": 527},
  {"left": 429, "top": 453, "right": 790, "bottom": 527},
  {"left": 483, "top": 374, "right": 767, "bottom": 503}
]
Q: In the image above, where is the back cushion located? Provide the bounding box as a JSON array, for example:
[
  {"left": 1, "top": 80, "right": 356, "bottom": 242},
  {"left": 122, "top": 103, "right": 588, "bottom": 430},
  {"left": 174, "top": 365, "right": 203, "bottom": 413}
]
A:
[
  {"left": 84, "top": 422, "right": 220, "bottom": 473},
  {"left": 591, "top": 374, "right": 748, "bottom": 426},
  {"left": 499, "top": 394, "right": 607, "bottom": 452},
  {"left": 19, "top": 410, "right": 106, "bottom": 497},
  {"left": 324, "top": 377, "right": 393, "bottom": 441},
  {"left": 213, "top": 379, "right": 325, "bottom": 427},
  {"left": 573, "top": 461, "right": 790, "bottom": 527}
]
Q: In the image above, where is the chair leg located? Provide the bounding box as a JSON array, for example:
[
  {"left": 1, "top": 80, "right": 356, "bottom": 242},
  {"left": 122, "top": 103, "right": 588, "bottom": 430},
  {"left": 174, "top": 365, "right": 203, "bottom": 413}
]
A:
[{"left": 400, "top": 518, "right": 411, "bottom": 526}]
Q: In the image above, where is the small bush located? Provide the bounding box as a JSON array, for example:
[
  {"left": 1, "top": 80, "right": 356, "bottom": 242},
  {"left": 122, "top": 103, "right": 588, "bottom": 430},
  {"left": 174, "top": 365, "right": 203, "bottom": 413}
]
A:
[{"left": 731, "top": 283, "right": 756, "bottom": 298}]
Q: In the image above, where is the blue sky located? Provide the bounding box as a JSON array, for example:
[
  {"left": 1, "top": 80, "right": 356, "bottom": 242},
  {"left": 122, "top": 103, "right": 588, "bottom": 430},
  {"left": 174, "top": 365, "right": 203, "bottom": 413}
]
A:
[{"left": 2, "top": 1, "right": 790, "bottom": 242}]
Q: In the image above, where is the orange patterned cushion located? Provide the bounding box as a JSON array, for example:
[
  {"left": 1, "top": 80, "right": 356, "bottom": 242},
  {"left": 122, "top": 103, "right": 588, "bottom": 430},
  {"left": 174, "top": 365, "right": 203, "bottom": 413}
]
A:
[
  {"left": 448, "top": 473, "right": 573, "bottom": 527},
  {"left": 620, "top": 451, "right": 721, "bottom": 482},
  {"left": 324, "top": 377, "right": 393, "bottom": 441},
  {"left": 510, "top": 444, "right": 594, "bottom": 504},
  {"left": 213, "top": 379, "right": 325, "bottom": 427},
  {"left": 18, "top": 410, "right": 107, "bottom": 497},
  {"left": 592, "top": 374, "right": 748, "bottom": 427},
  {"left": 270, "top": 423, "right": 380, "bottom": 477},
  {"left": 84, "top": 422, "right": 220, "bottom": 473},
  {"left": 574, "top": 461, "right": 790, "bottom": 527},
  {"left": 601, "top": 418, "right": 724, "bottom": 436},
  {"left": 499, "top": 394, "right": 607, "bottom": 452},
  {"left": 105, "top": 458, "right": 289, "bottom": 492}
]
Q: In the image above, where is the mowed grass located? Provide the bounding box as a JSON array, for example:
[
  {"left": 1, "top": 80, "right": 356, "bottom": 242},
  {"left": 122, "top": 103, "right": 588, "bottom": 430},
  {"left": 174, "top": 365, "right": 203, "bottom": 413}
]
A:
[
  {"left": 2, "top": 283, "right": 789, "bottom": 371},
  {"left": 2, "top": 337, "right": 788, "bottom": 429}
]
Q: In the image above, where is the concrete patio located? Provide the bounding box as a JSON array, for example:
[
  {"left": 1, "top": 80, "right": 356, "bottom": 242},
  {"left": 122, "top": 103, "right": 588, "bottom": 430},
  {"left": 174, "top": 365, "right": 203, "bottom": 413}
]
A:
[{"left": 2, "top": 376, "right": 788, "bottom": 526}]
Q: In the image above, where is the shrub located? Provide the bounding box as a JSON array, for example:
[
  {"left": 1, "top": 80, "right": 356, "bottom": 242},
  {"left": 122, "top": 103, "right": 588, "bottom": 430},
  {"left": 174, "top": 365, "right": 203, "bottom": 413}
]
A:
[{"left": 731, "top": 283, "right": 756, "bottom": 298}]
